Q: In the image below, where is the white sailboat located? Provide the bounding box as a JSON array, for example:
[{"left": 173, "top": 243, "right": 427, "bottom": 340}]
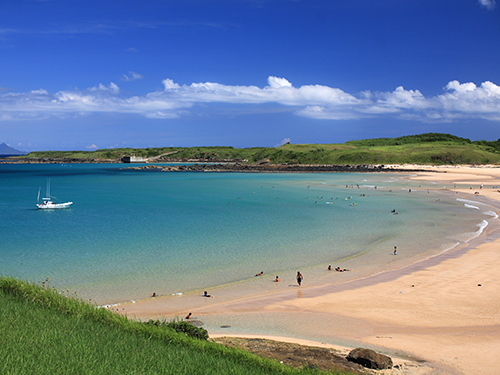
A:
[{"left": 36, "top": 179, "right": 73, "bottom": 209}]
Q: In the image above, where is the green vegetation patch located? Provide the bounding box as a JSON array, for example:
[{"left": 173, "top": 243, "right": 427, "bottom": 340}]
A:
[
  {"left": 0, "top": 277, "right": 338, "bottom": 375},
  {"left": 18, "top": 133, "right": 500, "bottom": 166}
]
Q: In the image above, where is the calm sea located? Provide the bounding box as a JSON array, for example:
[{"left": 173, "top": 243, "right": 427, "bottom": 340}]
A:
[{"left": 0, "top": 163, "right": 495, "bottom": 304}]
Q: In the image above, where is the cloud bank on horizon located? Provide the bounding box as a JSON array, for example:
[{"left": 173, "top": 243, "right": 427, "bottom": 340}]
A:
[{"left": 2, "top": 77, "right": 500, "bottom": 123}]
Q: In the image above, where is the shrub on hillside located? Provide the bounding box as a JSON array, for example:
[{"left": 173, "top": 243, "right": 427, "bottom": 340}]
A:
[{"left": 145, "top": 319, "right": 209, "bottom": 340}]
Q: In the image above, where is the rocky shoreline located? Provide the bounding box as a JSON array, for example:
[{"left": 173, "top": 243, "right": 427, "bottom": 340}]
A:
[
  {"left": 124, "top": 163, "right": 435, "bottom": 173},
  {"left": 212, "top": 337, "right": 424, "bottom": 374},
  {"left": 0, "top": 157, "right": 120, "bottom": 164},
  {"left": 0, "top": 156, "right": 439, "bottom": 173}
]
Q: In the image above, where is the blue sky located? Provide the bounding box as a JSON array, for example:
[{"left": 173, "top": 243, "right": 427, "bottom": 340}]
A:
[{"left": 1, "top": 0, "right": 499, "bottom": 151}]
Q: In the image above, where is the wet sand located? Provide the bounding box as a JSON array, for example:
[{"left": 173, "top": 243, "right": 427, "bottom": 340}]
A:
[{"left": 118, "top": 165, "right": 500, "bottom": 375}]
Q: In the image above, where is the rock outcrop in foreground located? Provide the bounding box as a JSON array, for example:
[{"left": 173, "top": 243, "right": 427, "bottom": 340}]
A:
[{"left": 347, "top": 348, "right": 393, "bottom": 370}]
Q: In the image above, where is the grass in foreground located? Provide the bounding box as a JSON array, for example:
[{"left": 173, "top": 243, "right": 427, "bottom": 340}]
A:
[{"left": 0, "top": 277, "right": 352, "bottom": 375}]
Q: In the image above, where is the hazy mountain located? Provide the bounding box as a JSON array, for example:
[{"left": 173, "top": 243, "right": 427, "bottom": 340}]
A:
[{"left": 0, "top": 143, "right": 26, "bottom": 155}]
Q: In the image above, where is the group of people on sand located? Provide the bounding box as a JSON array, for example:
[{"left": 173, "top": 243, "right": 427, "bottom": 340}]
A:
[
  {"left": 327, "top": 265, "right": 350, "bottom": 272},
  {"left": 155, "top": 243, "right": 404, "bottom": 325},
  {"left": 177, "top": 264, "right": 358, "bottom": 321},
  {"left": 157, "top": 264, "right": 357, "bottom": 319}
]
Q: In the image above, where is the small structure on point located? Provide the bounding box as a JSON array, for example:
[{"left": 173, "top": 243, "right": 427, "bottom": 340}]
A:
[{"left": 121, "top": 155, "right": 146, "bottom": 163}]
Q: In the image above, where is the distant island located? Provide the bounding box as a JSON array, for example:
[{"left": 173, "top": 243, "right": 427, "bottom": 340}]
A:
[
  {"left": 1, "top": 133, "right": 500, "bottom": 166},
  {"left": 0, "top": 143, "right": 26, "bottom": 156}
]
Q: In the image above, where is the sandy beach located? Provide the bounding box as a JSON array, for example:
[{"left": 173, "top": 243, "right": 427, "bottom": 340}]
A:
[{"left": 118, "top": 165, "right": 500, "bottom": 375}]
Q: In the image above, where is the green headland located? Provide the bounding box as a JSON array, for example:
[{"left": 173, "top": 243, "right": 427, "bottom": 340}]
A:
[{"left": 12, "top": 133, "right": 500, "bottom": 165}]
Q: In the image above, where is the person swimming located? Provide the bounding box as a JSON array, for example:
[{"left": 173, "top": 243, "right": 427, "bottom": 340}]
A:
[
  {"left": 255, "top": 271, "right": 263, "bottom": 276},
  {"left": 275, "top": 276, "right": 280, "bottom": 282}
]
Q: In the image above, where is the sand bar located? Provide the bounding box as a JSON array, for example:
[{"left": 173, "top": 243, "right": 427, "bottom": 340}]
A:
[{"left": 119, "top": 165, "right": 500, "bottom": 375}]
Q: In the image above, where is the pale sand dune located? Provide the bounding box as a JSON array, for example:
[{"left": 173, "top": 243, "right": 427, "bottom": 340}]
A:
[{"left": 119, "top": 166, "right": 500, "bottom": 374}]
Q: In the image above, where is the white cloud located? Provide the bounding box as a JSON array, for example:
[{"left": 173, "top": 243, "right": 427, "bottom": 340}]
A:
[
  {"left": 31, "top": 89, "right": 49, "bottom": 95},
  {"left": 121, "top": 71, "right": 144, "bottom": 81},
  {"left": 375, "top": 86, "right": 429, "bottom": 109},
  {"left": 89, "top": 82, "right": 119, "bottom": 93},
  {"left": 295, "top": 105, "right": 365, "bottom": 120},
  {"left": 434, "top": 80, "right": 500, "bottom": 120},
  {"left": 145, "top": 111, "right": 180, "bottom": 119},
  {"left": 267, "top": 76, "right": 293, "bottom": 89},
  {"left": 478, "top": 0, "right": 496, "bottom": 10},
  {"left": 445, "top": 80, "right": 477, "bottom": 93},
  {"left": 275, "top": 138, "right": 291, "bottom": 147},
  {"left": 162, "top": 79, "right": 181, "bottom": 90},
  {"left": 159, "top": 76, "right": 361, "bottom": 108},
  {"left": 1, "top": 77, "right": 500, "bottom": 123},
  {"left": 86, "top": 144, "right": 98, "bottom": 149}
]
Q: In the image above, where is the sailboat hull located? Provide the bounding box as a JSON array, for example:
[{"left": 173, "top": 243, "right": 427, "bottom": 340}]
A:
[{"left": 37, "top": 201, "right": 73, "bottom": 209}]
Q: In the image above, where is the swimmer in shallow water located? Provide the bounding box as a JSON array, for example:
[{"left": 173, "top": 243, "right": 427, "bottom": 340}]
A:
[
  {"left": 275, "top": 276, "right": 280, "bottom": 282},
  {"left": 296, "top": 271, "right": 303, "bottom": 286}
]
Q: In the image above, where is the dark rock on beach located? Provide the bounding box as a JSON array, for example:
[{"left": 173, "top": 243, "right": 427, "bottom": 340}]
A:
[{"left": 346, "top": 347, "right": 393, "bottom": 370}]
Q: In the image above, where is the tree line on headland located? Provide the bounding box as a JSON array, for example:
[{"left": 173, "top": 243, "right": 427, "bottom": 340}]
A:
[{"left": 6, "top": 133, "right": 500, "bottom": 166}]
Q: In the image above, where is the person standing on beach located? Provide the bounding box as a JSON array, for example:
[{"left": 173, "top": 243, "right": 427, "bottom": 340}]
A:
[
  {"left": 296, "top": 271, "right": 303, "bottom": 286},
  {"left": 394, "top": 246, "right": 397, "bottom": 255}
]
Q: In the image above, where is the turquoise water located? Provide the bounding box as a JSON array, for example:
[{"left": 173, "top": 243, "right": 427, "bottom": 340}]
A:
[{"left": 0, "top": 163, "right": 495, "bottom": 304}]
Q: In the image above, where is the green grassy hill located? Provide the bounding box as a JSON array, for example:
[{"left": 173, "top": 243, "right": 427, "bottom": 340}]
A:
[
  {"left": 18, "top": 133, "right": 500, "bottom": 165},
  {"left": 0, "top": 277, "right": 350, "bottom": 375}
]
